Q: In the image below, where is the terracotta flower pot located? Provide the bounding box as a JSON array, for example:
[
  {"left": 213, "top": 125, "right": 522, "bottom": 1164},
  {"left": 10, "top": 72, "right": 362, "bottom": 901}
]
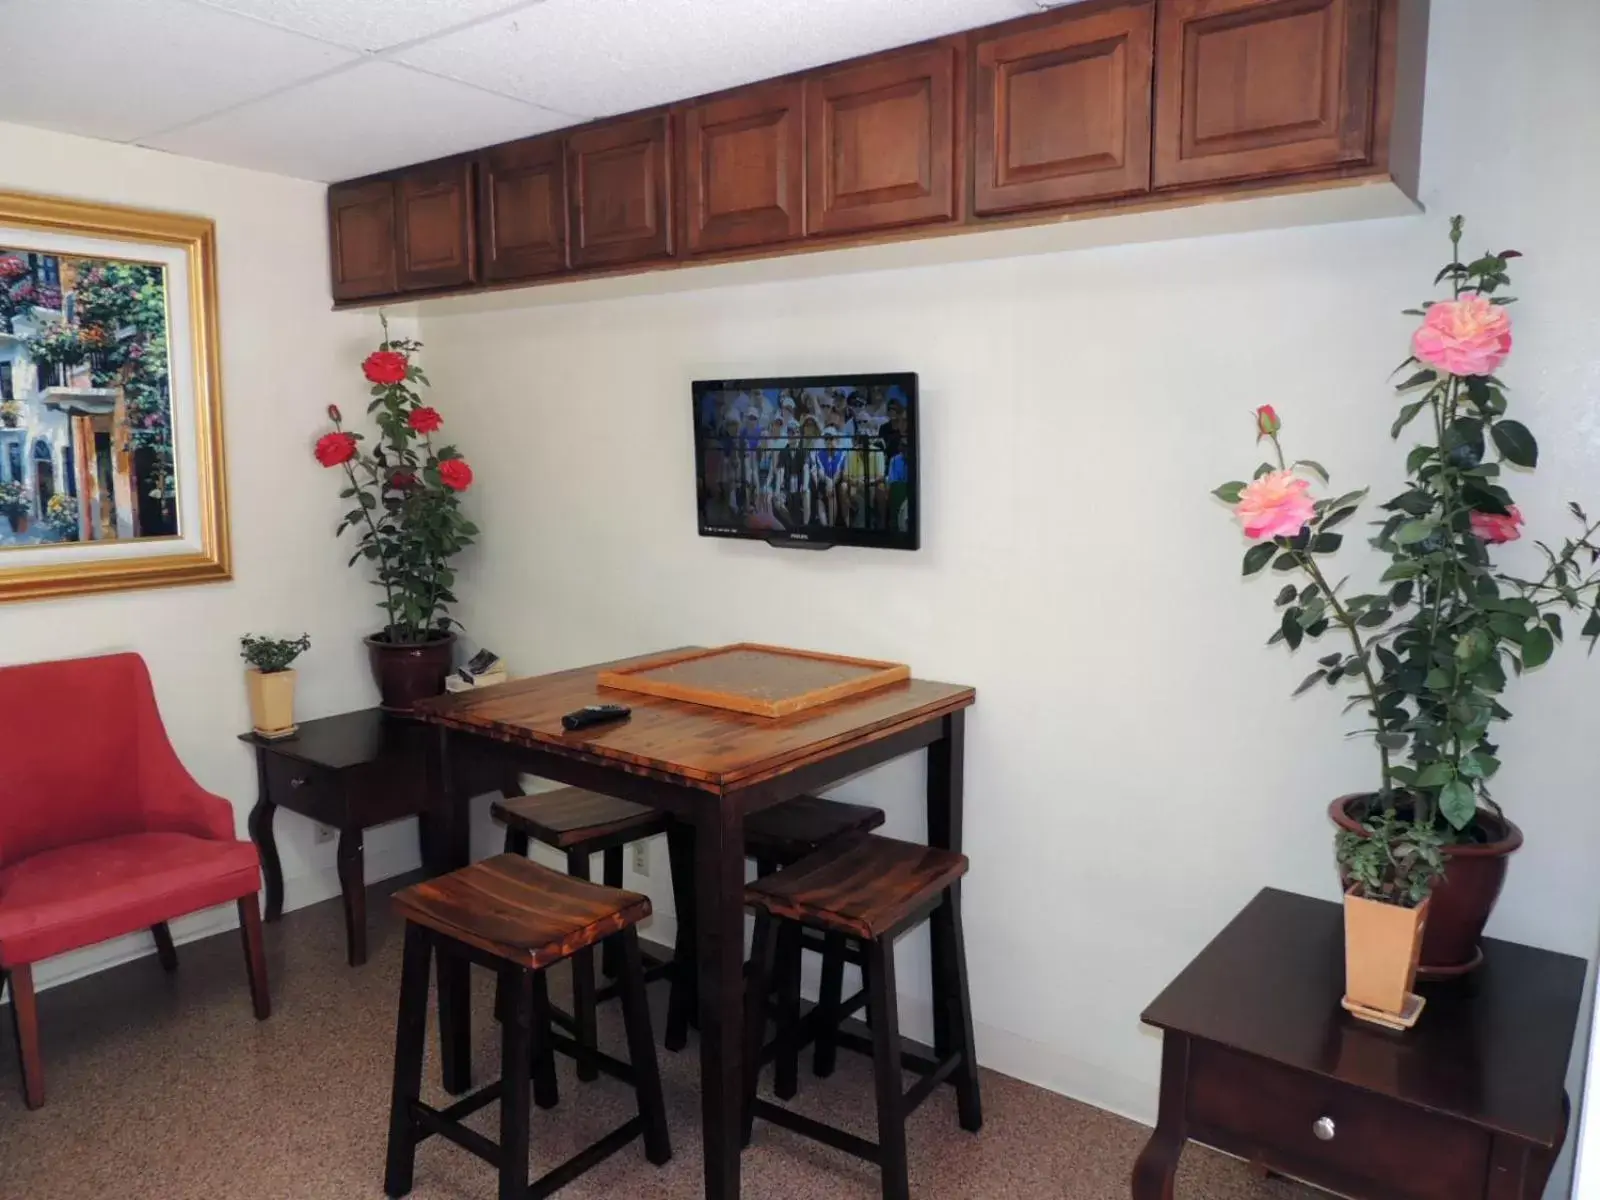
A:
[
  {"left": 1331, "top": 794, "right": 1523, "bottom": 979},
  {"left": 245, "top": 667, "right": 298, "bottom": 738},
  {"left": 366, "top": 632, "right": 456, "bottom": 713},
  {"left": 1344, "top": 889, "right": 1429, "bottom": 1023},
  {"left": 10, "top": 513, "right": 28, "bottom": 534}
]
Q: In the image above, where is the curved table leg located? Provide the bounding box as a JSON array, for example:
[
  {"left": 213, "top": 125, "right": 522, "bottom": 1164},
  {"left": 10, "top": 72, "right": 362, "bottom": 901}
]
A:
[
  {"left": 248, "top": 753, "right": 284, "bottom": 922},
  {"left": 1132, "top": 1032, "right": 1191, "bottom": 1200}
]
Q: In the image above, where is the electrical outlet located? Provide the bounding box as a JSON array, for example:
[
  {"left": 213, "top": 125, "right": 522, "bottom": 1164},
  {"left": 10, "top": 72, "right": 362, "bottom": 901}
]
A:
[
  {"left": 314, "top": 822, "right": 336, "bottom": 845},
  {"left": 631, "top": 841, "right": 649, "bottom": 877}
]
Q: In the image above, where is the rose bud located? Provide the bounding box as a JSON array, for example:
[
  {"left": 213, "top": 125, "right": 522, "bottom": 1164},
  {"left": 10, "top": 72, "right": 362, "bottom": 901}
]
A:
[
  {"left": 1255, "top": 405, "right": 1281, "bottom": 439},
  {"left": 327, "top": 404, "right": 342, "bottom": 423}
]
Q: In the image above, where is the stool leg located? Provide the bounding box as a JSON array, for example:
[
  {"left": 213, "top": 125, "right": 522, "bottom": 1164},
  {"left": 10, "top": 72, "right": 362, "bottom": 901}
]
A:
[
  {"left": 436, "top": 943, "right": 471, "bottom": 1095},
  {"left": 933, "top": 886, "right": 982, "bottom": 1133},
  {"left": 504, "top": 828, "right": 530, "bottom": 858},
  {"left": 530, "top": 971, "right": 560, "bottom": 1110},
  {"left": 384, "top": 924, "right": 432, "bottom": 1198},
  {"left": 601, "top": 846, "right": 625, "bottom": 980},
  {"left": 618, "top": 928, "right": 673, "bottom": 1165},
  {"left": 566, "top": 849, "right": 600, "bottom": 1083},
  {"left": 812, "top": 931, "right": 847, "bottom": 1078},
  {"left": 774, "top": 923, "right": 803, "bottom": 1101},
  {"left": 664, "top": 822, "right": 696, "bottom": 1053},
  {"left": 741, "top": 910, "right": 779, "bottom": 1147},
  {"left": 866, "top": 939, "right": 910, "bottom": 1200},
  {"left": 499, "top": 966, "right": 534, "bottom": 1200}
]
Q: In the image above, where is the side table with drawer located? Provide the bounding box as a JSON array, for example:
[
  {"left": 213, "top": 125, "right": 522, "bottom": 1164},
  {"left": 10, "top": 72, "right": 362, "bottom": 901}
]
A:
[{"left": 1133, "top": 888, "right": 1585, "bottom": 1200}]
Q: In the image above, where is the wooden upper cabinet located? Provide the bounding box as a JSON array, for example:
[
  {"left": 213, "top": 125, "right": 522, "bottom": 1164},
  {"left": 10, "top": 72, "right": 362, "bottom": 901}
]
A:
[
  {"left": 683, "top": 80, "right": 805, "bottom": 256},
  {"left": 973, "top": 1, "right": 1155, "bottom": 216},
  {"left": 328, "top": 180, "right": 397, "bottom": 302},
  {"left": 567, "top": 113, "right": 674, "bottom": 268},
  {"left": 396, "top": 160, "right": 476, "bottom": 291},
  {"left": 806, "top": 43, "right": 959, "bottom": 237},
  {"left": 1153, "top": 0, "right": 1379, "bottom": 188},
  {"left": 479, "top": 135, "right": 568, "bottom": 282}
]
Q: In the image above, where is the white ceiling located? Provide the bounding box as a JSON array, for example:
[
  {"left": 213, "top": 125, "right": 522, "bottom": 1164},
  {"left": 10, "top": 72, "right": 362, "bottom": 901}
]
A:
[{"left": 0, "top": 0, "right": 1053, "bottom": 182}]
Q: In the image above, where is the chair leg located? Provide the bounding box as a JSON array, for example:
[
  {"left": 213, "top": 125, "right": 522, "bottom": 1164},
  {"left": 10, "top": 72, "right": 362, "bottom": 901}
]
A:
[
  {"left": 504, "top": 828, "right": 531, "bottom": 857},
  {"left": 741, "top": 910, "right": 778, "bottom": 1147},
  {"left": 773, "top": 922, "right": 803, "bottom": 1101},
  {"left": 933, "top": 886, "right": 983, "bottom": 1132},
  {"left": 617, "top": 928, "right": 672, "bottom": 1165},
  {"left": 812, "top": 932, "right": 847, "bottom": 1078},
  {"left": 566, "top": 849, "right": 599, "bottom": 1083},
  {"left": 664, "top": 822, "right": 696, "bottom": 1053},
  {"left": 601, "top": 846, "right": 625, "bottom": 980},
  {"left": 384, "top": 924, "right": 432, "bottom": 1198},
  {"left": 237, "top": 895, "right": 271, "bottom": 1020},
  {"left": 498, "top": 966, "right": 535, "bottom": 1200},
  {"left": 151, "top": 922, "right": 179, "bottom": 972},
  {"left": 866, "top": 940, "right": 910, "bottom": 1200},
  {"left": 530, "top": 971, "right": 560, "bottom": 1110},
  {"left": 7, "top": 963, "right": 44, "bottom": 1110}
]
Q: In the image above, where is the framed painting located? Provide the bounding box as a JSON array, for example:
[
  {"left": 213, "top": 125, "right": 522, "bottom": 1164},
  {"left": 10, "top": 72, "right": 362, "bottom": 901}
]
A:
[{"left": 0, "top": 190, "right": 229, "bottom": 602}]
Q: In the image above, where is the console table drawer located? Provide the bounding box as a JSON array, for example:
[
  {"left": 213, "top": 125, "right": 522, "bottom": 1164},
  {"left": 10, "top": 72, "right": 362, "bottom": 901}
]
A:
[
  {"left": 263, "top": 754, "right": 344, "bottom": 825},
  {"left": 1187, "top": 1040, "right": 1489, "bottom": 1200}
]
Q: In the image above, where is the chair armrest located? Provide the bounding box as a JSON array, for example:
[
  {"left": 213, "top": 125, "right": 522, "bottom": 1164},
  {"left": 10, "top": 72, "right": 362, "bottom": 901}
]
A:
[{"left": 144, "top": 782, "right": 239, "bottom": 843}]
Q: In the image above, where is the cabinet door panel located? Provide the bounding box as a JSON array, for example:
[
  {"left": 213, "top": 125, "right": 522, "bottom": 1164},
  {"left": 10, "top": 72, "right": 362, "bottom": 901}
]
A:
[
  {"left": 806, "top": 44, "right": 957, "bottom": 237},
  {"left": 397, "top": 161, "right": 476, "bottom": 291},
  {"left": 1154, "top": 0, "right": 1377, "bottom": 187},
  {"left": 567, "top": 113, "right": 673, "bottom": 268},
  {"left": 480, "top": 135, "right": 568, "bottom": 281},
  {"left": 327, "top": 180, "right": 397, "bottom": 301},
  {"left": 973, "top": 2, "right": 1153, "bottom": 216},
  {"left": 684, "top": 80, "right": 805, "bottom": 255}
]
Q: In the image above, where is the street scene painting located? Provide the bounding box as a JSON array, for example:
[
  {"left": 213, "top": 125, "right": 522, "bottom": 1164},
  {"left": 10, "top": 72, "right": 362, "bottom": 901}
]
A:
[{"left": 0, "top": 248, "right": 176, "bottom": 547}]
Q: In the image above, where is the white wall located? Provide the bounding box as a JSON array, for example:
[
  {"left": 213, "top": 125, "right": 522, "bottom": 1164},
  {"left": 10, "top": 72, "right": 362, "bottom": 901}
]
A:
[
  {"left": 419, "top": 0, "right": 1600, "bottom": 1189},
  {"left": 0, "top": 123, "right": 407, "bottom": 989}
]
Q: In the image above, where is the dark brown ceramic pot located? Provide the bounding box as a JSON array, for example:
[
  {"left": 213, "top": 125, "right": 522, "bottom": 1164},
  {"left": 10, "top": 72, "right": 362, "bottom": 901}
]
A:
[
  {"left": 365, "top": 632, "right": 456, "bottom": 713},
  {"left": 1331, "top": 794, "right": 1523, "bottom": 980}
]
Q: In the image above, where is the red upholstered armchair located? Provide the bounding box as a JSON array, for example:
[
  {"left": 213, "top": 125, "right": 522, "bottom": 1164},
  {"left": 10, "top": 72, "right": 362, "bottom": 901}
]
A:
[{"left": 0, "top": 652, "right": 269, "bottom": 1109}]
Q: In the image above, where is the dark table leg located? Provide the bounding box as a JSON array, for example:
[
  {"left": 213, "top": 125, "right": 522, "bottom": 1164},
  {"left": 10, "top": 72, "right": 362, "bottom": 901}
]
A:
[
  {"left": 337, "top": 827, "right": 367, "bottom": 967},
  {"left": 695, "top": 798, "right": 747, "bottom": 1200},
  {"left": 428, "top": 727, "right": 474, "bottom": 1093},
  {"left": 1131, "top": 1032, "right": 1190, "bottom": 1200},
  {"left": 926, "top": 710, "right": 977, "bottom": 1123},
  {"left": 248, "top": 751, "right": 284, "bottom": 922}
]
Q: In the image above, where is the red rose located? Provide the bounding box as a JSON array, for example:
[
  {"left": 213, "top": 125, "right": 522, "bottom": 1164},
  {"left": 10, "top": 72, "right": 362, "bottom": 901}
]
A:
[
  {"left": 407, "top": 406, "right": 443, "bottom": 435},
  {"left": 363, "top": 350, "right": 408, "bottom": 386},
  {"left": 1469, "top": 505, "right": 1523, "bottom": 545},
  {"left": 314, "top": 431, "right": 358, "bottom": 467},
  {"left": 438, "top": 459, "right": 473, "bottom": 492},
  {"left": 389, "top": 470, "right": 417, "bottom": 490},
  {"left": 0, "top": 255, "right": 25, "bottom": 280}
]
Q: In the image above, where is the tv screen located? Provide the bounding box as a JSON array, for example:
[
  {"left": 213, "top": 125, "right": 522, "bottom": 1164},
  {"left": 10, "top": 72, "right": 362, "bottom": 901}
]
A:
[{"left": 693, "top": 374, "right": 919, "bottom": 550}]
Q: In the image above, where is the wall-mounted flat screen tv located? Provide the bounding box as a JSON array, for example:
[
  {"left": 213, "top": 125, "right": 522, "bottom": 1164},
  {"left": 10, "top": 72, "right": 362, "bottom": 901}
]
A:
[{"left": 693, "top": 374, "right": 919, "bottom": 551}]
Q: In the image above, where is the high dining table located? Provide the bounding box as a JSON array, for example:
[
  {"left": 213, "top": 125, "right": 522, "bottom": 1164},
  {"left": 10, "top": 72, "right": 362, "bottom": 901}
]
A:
[{"left": 413, "top": 650, "right": 977, "bottom": 1200}]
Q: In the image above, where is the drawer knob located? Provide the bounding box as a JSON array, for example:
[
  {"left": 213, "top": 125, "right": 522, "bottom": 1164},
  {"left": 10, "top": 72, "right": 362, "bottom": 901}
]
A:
[
  {"left": 290, "top": 776, "right": 309, "bottom": 789},
  {"left": 1313, "top": 1116, "right": 1336, "bottom": 1142}
]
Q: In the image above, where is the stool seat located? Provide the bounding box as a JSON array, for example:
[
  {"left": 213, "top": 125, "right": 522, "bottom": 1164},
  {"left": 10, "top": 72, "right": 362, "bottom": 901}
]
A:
[
  {"left": 491, "top": 787, "right": 670, "bottom": 850},
  {"left": 745, "top": 835, "right": 968, "bottom": 941},
  {"left": 393, "top": 855, "right": 651, "bottom": 970},
  {"left": 745, "top": 796, "right": 886, "bottom": 867}
]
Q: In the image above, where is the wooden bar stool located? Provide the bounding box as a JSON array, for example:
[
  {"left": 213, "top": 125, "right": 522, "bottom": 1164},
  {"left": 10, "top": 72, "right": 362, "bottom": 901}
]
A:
[
  {"left": 383, "top": 855, "right": 670, "bottom": 1200},
  {"left": 741, "top": 835, "right": 981, "bottom": 1200}
]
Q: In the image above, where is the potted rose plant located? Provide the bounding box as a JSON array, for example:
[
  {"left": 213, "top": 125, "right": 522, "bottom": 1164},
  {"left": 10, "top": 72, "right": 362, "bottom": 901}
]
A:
[
  {"left": 1215, "top": 218, "right": 1600, "bottom": 980},
  {"left": 240, "top": 633, "right": 311, "bottom": 739},
  {"left": 316, "top": 321, "right": 477, "bottom": 711}
]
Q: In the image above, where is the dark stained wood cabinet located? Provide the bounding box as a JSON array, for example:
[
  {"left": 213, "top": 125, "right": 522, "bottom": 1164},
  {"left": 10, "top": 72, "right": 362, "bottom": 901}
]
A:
[
  {"left": 328, "top": 179, "right": 398, "bottom": 302},
  {"left": 805, "top": 42, "right": 960, "bottom": 237},
  {"left": 396, "top": 160, "right": 476, "bottom": 291},
  {"left": 567, "top": 112, "right": 674, "bottom": 269},
  {"left": 973, "top": 0, "right": 1155, "bottom": 216},
  {"left": 682, "top": 80, "right": 805, "bottom": 255},
  {"left": 1153, "top": 0, "right": 1379, "bottom": 188},
  {"left": 479, "top": 135, "right": 568, "bottom": 282}
]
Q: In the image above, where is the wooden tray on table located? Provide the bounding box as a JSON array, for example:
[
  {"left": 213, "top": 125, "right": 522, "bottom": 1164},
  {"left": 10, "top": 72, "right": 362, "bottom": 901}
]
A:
[{"left": 596, "top": 644, "right": 910, "bottom": 718}]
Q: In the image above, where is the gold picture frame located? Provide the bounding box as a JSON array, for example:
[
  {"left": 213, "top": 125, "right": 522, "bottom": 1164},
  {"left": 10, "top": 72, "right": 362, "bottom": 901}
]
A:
[{"left": 0, "top": 190, "right": 229, "bottom": 602}]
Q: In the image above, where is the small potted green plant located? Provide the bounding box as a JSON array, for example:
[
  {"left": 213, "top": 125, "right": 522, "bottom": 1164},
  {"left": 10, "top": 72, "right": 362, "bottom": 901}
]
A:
[
  {"left": 240, "top": 633, "right": 311, "bottom": 739},
  {"left": 0, "top": 480, "right": 31, "bottom": 535},
  {"left": 0, "top": 398, "right": 21, "bottom": 428},
  {"left": 1337, "top": 810, "right": 1443, "bottom": 1028}
]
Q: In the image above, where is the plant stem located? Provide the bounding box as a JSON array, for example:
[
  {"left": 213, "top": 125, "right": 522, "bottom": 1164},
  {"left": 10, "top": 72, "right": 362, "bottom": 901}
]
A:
[{"left": 343, "top": 458, "right": 398, "bottom": 637}]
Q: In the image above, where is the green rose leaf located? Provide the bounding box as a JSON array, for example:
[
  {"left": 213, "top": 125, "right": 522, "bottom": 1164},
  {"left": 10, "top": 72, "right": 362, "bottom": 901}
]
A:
[
  {"left": 1413, "top": 762, "right": 1455, "bottom": 788},
  {"left": 1242, "top": 543, "right": 1276, "bottom": 575},
  {"left": 1394, "top": 520, "right": 1437, "bottom": 545},
  {"left": 1438, "top": 779, "right": 1478, "bottom": 831},
  {"left": 1391, "top": 399, "right": 1428, "bottom": 439},
  {"left": 1213, "top": 481, "right": 1246, "bottom": 503},
  {"left": 1295, "top": 459, "right": 1329, "bottom": 482},
  {"left": 1521, "top": 624, "right": 1555, "bottom": 668},
  {"left": 1490, "top": 419, "right": 1538, "bottom": 467}
]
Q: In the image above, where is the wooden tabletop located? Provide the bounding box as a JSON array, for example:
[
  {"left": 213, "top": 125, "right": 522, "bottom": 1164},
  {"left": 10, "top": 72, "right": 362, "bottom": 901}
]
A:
[
  {"left": 237, "top": 707, "right": 421, "bottom": 771},
  {"left": 1141, "top": 888, "right": 1586, "bottom": 1147},
  {"left": 414, "top": 649, "right": 975, "bottom": 792}
]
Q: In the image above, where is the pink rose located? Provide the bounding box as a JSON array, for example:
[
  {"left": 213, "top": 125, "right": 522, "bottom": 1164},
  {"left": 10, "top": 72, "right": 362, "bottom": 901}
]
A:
[
  {"left": 1469, "top": 505, "right": 1523, "bottom": 545},
  {"left": 1235, "top": 470, "right": 1315, "bottom": 541},
  {"left": 1411, "top": 295, "right": 1512, "bottom": 377}
]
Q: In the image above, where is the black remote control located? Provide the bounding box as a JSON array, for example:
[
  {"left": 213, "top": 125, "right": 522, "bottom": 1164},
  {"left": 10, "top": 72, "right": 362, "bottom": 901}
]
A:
[{"left": 561, "top": 704, "right": 632, "bottom": 731}]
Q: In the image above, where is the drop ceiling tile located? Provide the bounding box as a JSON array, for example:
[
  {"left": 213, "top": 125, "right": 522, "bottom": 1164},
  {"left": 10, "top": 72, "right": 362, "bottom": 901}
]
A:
[
  {"left": 398, "top": 0, "right": 1037, "bottom": 118},
  {"left": 193, "top": 0, "right": 541, "bottom": 53},
  {"left": 143, "top": 61, "right": 571, "bottom": 180},
  {"left": 0, "top": 0, "right": 359, "bottom": 143}
]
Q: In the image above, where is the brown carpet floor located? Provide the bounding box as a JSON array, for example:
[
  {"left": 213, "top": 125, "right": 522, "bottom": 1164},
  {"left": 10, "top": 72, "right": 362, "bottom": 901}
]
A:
[{"left": 0, "top": 875, "right": 1320, "bottom": 1199}]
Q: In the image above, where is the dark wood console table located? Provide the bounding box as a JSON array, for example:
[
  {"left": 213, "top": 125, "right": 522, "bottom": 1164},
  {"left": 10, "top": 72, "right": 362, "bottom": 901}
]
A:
[
  {"left": 1134, "top": 888, "right": 1585, "bottom": 1200},
  {"left": 415, "top": 650, "right": 977, "bottom": 1200}
]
